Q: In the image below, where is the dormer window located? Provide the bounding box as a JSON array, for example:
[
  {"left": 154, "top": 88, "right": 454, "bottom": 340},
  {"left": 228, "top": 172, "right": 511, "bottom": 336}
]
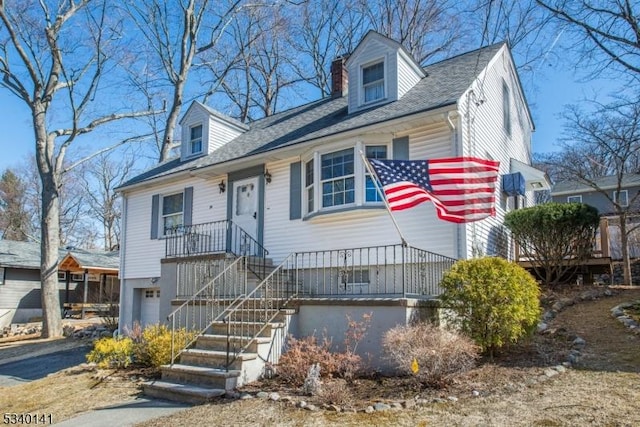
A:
[
  {"left": 362, "top": 61, "right": 385, "bottom": 103},
  {"left": 189, "top": 124, "right": 203, "bottom": 156}
]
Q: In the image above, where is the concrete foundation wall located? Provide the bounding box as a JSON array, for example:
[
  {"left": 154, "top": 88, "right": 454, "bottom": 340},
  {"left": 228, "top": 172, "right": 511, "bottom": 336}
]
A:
[{"left": 289, "top": 299, "right": 439, "bottom": 372}]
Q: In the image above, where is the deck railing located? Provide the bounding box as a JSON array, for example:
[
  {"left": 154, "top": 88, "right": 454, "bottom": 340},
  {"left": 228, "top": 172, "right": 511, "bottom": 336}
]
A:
[
  {"left": 165, "top": 220, "right": 268, "bottom": 259},
  {"left": 293, "top": 244, "right": 455, "bottom": 297}
]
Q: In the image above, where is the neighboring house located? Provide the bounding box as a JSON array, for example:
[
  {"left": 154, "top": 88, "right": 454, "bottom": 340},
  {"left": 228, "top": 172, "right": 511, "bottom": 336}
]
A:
[
  {"left": 552, "top": 174, "right": 640, "bottom": 259},
  {"left": 117, "top": 32, "right": 548, "bottom": 400},
  {"left": 0, "top": 240, "right": 119, "bottom": 328}
]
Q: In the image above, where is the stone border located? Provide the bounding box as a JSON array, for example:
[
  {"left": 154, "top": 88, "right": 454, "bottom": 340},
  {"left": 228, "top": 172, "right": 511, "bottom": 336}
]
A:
[{"left": 611, "top": 300, "right": 640, "bottom": 334}]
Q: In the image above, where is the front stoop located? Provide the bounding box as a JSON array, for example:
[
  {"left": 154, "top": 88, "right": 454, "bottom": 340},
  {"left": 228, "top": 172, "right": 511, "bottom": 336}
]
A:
[
  {"left": 143, "top": 310, "right": 293, "bottom": 404},
  {"left": 143, "top": 380, "right": 226, "bottom": 405}
]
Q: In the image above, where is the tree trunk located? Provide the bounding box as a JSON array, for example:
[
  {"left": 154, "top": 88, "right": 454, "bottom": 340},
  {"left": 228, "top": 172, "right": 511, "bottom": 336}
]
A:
[
  {"left": 159, "top": 79, "right": 186, "bottom": 163},
  {"left": 619, "top": 214, "right": 632, "bottom": 286},
  {"left": 34, "top": 108, "right": 63, "bottom": 338}
]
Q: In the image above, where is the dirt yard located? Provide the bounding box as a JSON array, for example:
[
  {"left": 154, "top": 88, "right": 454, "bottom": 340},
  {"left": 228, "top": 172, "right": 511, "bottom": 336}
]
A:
[{"left": 1, "top": 287, "right": 639, "bottom": 426}]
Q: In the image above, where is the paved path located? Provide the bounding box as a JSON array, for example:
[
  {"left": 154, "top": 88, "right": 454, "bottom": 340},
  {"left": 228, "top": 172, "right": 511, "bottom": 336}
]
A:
[
  {"left": 0, "top": 346, "right": 89, "bottom": 387},
  {"left": 53, "top": 398, "right": 189, "bottom": 426}
]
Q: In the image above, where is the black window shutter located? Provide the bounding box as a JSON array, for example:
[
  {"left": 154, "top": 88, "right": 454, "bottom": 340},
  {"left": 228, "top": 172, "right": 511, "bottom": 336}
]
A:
[
  {"left": 393, "top": 136, "right": 409, "bottom": 159},
  {"left": 184, "top": 186, "right": 193, "bottom": 226},
  {"left": 150, "top": 194, "right": 160, "bottom": 239},
  {"left": 290, "top": 162, "right": 302, "bottom": 220}
]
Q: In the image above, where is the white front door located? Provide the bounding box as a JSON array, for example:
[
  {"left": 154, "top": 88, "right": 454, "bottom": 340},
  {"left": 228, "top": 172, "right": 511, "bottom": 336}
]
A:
[{"left": 232, "top": 177, "right": 259, "bottom": 253}]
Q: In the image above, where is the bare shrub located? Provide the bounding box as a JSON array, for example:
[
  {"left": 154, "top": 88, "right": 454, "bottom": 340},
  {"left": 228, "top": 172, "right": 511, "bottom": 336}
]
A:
[
  {"left": 318, "top": 379, "right": 353, "bottom": 407},
  {"left": 382, "top": 323, "right": 479, "bottom": 388},
  {"left": 277, "top": 313, "right": 372, "bottom": 386}
]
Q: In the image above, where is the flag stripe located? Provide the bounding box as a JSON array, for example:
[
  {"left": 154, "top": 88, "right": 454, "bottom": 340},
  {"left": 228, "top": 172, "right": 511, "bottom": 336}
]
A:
[{"left": 368, "top": 157, "right": 500, "bottom": 223}]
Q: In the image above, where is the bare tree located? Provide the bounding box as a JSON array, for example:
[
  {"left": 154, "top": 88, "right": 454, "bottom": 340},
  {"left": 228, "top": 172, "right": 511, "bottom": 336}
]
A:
[
  {"left": 0, "top": 1, "right": 153, "bottom": 337},
  {"left": 540, "top": 99, "right": 640, "bottom": 285},
  {"left": 467, "top": 0, "right": 555, "bottom": 70},
  {"left": 81, "top": 151, "right": 136, "bottom": 250},
  {"left": 359, "top": 0, "right": 461, "bottom": 64},
  {"left": 125, "top": 0, "right": 248, "bottom": 162},
  {"left": 288, "top": 0, "right": 367, "bottom": 97},
  {"left": 536, "top": 0, "right": 640, "bottom": 80}
]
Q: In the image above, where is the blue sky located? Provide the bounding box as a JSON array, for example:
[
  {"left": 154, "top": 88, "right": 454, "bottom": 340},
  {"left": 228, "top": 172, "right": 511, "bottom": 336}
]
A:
[{"left": 0, "top": 64, "right": 626, "bottom": 173}]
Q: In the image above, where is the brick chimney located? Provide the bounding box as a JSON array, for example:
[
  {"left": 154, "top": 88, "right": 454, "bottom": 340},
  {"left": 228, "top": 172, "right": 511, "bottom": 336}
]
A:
[{"left": 330, "top": 55, "right": 348, "bottom": 98}]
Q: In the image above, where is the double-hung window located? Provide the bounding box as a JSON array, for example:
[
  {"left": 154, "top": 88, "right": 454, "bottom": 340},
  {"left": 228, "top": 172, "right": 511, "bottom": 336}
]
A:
[
  {"left": 162, "top": 192, "right": 184, "bottom": 235},
  {"left": 321, "top": 148, "right": 355, "bottom": 208},
  {"left": 189, "top": 125, "right": 203, "bottom": 156},
  {"left": 363, "top": 61, "right": 384, "bottom": 103},
  {"left": 365, "top": 145, "right": 387, "bottom": 202}
]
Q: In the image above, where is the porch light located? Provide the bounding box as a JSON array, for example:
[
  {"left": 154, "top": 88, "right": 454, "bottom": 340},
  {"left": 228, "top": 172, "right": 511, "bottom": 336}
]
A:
[
  {"left": 264, "top": 170, "right": 272, "bottom": 184},
  {"left": 219, "top": 180, "right": 226, "bottom": 193}
]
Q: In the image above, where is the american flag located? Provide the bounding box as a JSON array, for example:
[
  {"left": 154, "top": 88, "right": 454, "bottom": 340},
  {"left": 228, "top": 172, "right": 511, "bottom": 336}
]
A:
[{"left": 368, "top": 157, "right": 500, "bottom": 223}]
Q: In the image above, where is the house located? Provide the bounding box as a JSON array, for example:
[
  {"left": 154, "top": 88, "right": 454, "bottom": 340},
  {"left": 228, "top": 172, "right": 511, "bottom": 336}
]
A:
[
  {"left": 0, "top": 240, "right": 119, "bottom": 328},
  {"left": 116, "top": 32, "right": 548, "bottom": 401},
  {"left": 551, "top": 174, "right": 640, "bottom": 261}
]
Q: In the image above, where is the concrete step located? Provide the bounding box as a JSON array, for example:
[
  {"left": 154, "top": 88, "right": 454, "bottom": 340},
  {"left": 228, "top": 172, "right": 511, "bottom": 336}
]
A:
[
  {"left": 208, "top": 320, "right": 284, "bottom": 337},
  {"left": 160, "top": 364, "right": 240, "bottom": 389},
  {"left": 143, "top": 380, "right": 226, "bottom": 405},
  {"left": 179, "top": 348, "right": 257, "bottom": 370},
  {"left": 195, "top": 334, "right": 271, "bottom": 353}
]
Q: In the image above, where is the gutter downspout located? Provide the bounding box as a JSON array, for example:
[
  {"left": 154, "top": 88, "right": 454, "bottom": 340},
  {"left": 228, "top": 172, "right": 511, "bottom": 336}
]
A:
[
  {"left": 116, "top": 195, "right": 127, "bottom": 336},
  {"left": 446, "top": 111, "right": 466, "bottom": 260}
]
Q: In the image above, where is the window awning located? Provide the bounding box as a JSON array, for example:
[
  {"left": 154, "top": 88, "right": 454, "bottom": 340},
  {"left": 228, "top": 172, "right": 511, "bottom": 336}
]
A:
[{"left": 509, "top": 159, "right": 551, "bottom": 191}]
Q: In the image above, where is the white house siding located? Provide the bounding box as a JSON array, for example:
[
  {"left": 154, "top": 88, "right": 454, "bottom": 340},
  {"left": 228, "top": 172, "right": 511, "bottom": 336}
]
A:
[
  {"left": 458, "top": 46, "right": 534, "bottom": 259},
  {"left": 208, "top": 117, "right": 244, "bottom": 152},
  {"left": 263, "top": 122, "right": 457, "bottom": 264},
  {"left": 347, "top": 38, "right": 399, "bottom": 113},
  {"left": 122, "top": 177, "right": 227, "bottom": 280},
  {"left": 396, "top": 51, "right": 421, "bottom": 99},
  {"left": 180, "top": 106, "right": 210, "bottom": 159}
]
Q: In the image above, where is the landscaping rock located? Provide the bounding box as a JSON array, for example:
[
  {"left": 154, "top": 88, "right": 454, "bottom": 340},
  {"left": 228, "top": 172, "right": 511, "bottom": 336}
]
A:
[
  {"left": 544, "top": 369, "right": 559, "bottom": 378},
  {"left": 572, "top": 337, "right": 586, "bottom": 348},
  {"left": 391, "top": 402, "right": 403, "bottom": 410},
  {"left": 403, "top": 399, "right": 417, "bottom": 409},
  {"left": 268, "top": 392, "right": 280, "bottom": 401},
  {"left": 297, "top": 401, "right": 307, "bottom": 409},
  {"left": 256, "top": 391, "right": 269, "bottom": 399},
  {"left": 328, "top": 405, "right": 341, "bottom": 412},
  {"left": 304, "top": 404, "right": 318, "bottom": 412},
  {"left": 554, "top": 365, "right": 567, "bottom": 373},
  {"left": 364, "top": 406, "right": 375, "bottom": 414},
  {"left": 447, "top": 396, "right": 459, "bottom": 402},
  {"left": 537, "top": 322, "right": 548, "bottom": 333},
  {"left": 374, "top": 402, "right": 391, "bottom": 411}
]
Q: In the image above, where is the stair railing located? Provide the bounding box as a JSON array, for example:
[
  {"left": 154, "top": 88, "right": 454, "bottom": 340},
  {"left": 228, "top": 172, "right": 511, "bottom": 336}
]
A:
[
  {"left": 168, "top": 256, "right": 248, "bottom": 365},
  {"left": 222, "top": 252, "right": 298, "bottom": 369}
]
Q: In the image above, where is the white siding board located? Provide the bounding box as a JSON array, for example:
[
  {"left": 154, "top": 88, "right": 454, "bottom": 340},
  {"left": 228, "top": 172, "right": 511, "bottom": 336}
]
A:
[
  {"left": 208, "top": 118, "right": 244, "bottom": 152},
  {"left": 396, "top": 52, "right": 421, "bottom": 99},
  {"left": 457, "top": 47, "right": 533, "bottom": 259},
  {"left": 122, "top": 176, "right": 227, "bottom": 279},
  {"left": 263, "top": 122, "right": 458, "bottom": 263}
]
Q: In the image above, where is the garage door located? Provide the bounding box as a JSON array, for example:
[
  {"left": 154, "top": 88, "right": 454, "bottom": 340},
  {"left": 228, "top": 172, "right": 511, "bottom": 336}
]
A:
[{"left": 140, "top": 288, "right": 160, "bottom": 327}]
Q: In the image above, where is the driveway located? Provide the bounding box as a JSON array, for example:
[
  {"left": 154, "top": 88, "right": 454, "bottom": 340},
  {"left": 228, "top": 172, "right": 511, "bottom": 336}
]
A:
[{"left": 0, "top": 345, "right": 90, "bottom": 387}]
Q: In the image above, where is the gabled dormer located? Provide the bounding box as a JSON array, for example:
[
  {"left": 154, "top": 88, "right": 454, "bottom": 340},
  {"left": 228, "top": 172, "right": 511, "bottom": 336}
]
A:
[
  {"left": 179, "top": 101, "right": 249, "bottom": 161},
  {"left": 345, "top": 31, "right": 425, "bottom": 114}
]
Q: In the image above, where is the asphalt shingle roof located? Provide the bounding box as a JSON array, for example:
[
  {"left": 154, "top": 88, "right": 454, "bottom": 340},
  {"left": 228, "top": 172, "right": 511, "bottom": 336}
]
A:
[
  {"left": 552, "top": 174, "right": 640, "bottom": 194},
  {"left": 120, "top": 42, "right": 505, "bottom": 189},
  {"left": 0, "top": 240, "right": 119, "bottom": 270}
]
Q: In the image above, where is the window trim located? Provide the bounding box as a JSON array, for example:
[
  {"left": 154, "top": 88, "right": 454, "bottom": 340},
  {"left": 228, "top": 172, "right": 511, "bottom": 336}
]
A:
[
  {"left": 360, "top": 58, "right": 386, "bottom": 106},
  {"left": 161, "top": 191, "right": 185, "bottom": 236},
  {"left": 188, "top": 124, "right": 203, "bottom": 156},
  {"left": 58, "top": 271, "right": 67, "bottom": 281},
  {"left": 0, "top": 267, "right": 4, "bottom": 285},
  {"left": 71, "top": 273, "right": 85, "bottom": 282},
  {"left": 567, "top": 195, "right": 582, "bottom": 203},
  {"left": 614, "top": 190, "right": 629, "bottom": 207}
]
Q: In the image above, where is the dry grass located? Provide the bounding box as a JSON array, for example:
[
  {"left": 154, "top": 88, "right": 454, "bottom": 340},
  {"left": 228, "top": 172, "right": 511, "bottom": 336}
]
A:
[{"left": 0, "top": 367, "right": 142, "bottom": 423}]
